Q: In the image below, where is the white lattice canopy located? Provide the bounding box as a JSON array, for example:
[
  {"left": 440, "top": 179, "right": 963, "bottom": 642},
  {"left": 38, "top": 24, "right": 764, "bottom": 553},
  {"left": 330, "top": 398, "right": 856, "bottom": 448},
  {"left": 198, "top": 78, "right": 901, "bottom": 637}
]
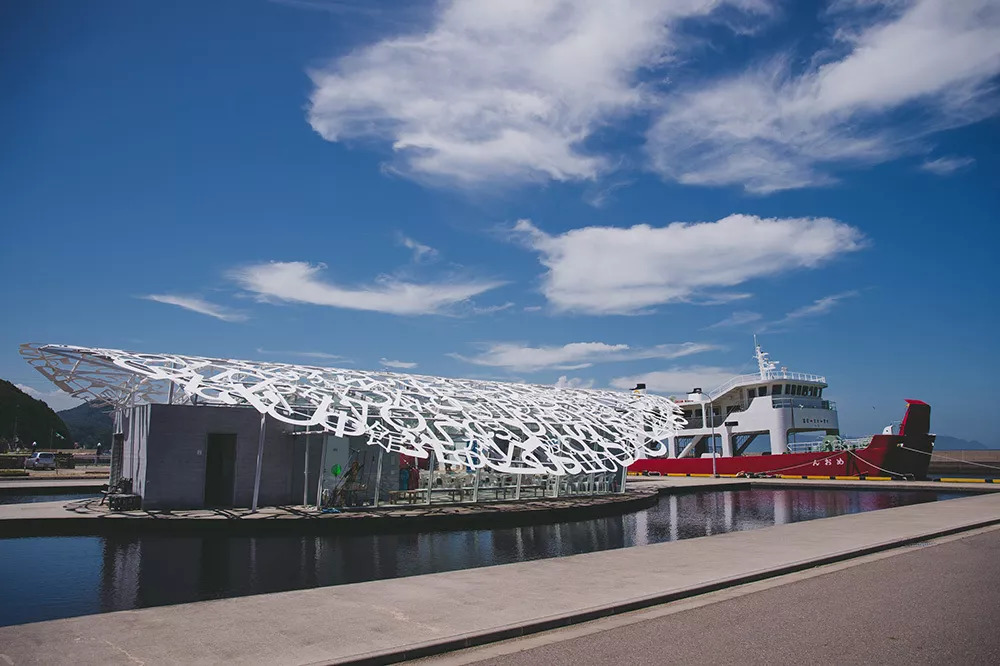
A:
[{"left": 21, "top": 343, "right": 681, "bottom": 475}]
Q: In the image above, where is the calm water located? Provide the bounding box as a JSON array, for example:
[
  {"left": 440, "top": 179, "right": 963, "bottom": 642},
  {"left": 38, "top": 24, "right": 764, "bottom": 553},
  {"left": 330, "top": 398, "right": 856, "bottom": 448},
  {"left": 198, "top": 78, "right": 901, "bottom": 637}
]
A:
[
  {"left": 0, "top": 488, "right": 965, "bottom": 627},
  {"left": 0, "top": 493, "right": 99, "bottom": 505}
]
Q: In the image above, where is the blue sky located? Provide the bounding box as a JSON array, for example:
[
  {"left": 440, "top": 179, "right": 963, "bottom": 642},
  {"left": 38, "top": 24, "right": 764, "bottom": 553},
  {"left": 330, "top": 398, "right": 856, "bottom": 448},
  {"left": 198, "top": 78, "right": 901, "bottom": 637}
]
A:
[{"left": 2, "top": 0, "right": 998, "bottom": 445}]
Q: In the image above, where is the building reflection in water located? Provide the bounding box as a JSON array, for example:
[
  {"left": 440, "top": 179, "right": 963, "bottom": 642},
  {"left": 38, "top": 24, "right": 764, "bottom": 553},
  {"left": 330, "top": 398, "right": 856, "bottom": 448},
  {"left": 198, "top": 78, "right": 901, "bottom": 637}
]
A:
[{"left": 0, "top": 488, "right": 960, "bottom": 626}]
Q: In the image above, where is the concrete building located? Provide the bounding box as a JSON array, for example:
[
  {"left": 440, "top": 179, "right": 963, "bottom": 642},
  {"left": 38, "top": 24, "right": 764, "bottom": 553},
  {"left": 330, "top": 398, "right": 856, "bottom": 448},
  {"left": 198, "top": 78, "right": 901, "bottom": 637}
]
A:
[{"left": 113, "top": 404, "right": 396, "bottom": 510}]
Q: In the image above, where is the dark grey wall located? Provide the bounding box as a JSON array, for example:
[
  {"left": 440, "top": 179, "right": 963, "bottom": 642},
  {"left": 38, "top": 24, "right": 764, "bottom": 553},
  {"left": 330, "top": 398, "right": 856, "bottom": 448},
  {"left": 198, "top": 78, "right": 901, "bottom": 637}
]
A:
[{"left": 140, "top": 404, "right": 299, "bottom": 510}]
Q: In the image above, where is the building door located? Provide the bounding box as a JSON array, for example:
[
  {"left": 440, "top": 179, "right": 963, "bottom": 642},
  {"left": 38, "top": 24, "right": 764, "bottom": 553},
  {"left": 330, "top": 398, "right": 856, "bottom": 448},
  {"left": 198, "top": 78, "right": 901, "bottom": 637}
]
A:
[{"left": 204, "top": 434, "right": 236, "bottom": 508}]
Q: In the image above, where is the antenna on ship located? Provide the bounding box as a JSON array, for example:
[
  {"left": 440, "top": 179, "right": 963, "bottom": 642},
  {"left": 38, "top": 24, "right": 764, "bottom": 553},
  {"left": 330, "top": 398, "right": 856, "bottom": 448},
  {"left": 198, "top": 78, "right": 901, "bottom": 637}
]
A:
[{"left": 754, "top": 335, "right": 777, "bottom": 379}]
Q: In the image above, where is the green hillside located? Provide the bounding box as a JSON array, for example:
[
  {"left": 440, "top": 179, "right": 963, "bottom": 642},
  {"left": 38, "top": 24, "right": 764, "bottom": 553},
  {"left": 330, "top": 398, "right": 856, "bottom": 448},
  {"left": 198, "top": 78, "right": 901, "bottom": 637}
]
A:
[
  {"left": 58, "top": 401, "right": 114, "bottom": 448},
  {"left": 0, "top": 379, "right": 73, "bottom": 450}
]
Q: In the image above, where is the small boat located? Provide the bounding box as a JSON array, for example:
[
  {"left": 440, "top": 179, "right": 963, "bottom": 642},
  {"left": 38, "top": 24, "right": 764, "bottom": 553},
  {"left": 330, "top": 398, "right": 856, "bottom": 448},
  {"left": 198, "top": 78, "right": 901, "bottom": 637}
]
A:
[{"left": 628, "top": 340, "right": 935, "bottom": 479}]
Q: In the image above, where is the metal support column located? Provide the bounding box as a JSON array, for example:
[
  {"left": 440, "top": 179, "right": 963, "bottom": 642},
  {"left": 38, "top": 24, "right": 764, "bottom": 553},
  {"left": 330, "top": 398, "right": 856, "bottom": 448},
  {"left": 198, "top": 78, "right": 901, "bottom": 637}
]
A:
[
  {"left": 373, "top": 447, "right": 383, "bottom": 508},
  {"left": 425, "top": 452, "right": 435, "bottom": 505},
  {"left": 515, "top": 472, "right": 522, "bottom": 500},
  {"left": 472, "top": 467, "right": 481, "bottom": 503},
  {"left": 619, "top": 464, "right": 627, "bottom": 494},
  {"left": 302, "top": 429, "right": 311, "bottom": 506},
  {"left": 251, "top": 413, "right": 266, "bottom": 512}
]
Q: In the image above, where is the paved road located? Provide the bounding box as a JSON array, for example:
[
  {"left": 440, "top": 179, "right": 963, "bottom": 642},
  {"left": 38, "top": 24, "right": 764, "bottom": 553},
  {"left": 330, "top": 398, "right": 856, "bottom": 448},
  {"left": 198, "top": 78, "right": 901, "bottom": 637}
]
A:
[{"left": 427, "top": 528, "right": 1000, "bottom": 666}]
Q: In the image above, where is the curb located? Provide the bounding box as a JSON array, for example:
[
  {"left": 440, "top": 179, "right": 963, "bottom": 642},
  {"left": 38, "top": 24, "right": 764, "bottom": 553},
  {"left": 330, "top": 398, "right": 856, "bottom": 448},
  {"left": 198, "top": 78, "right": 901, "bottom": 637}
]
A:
[{"left": 333, "top": 515, "right": 1000, "bottom": 665}]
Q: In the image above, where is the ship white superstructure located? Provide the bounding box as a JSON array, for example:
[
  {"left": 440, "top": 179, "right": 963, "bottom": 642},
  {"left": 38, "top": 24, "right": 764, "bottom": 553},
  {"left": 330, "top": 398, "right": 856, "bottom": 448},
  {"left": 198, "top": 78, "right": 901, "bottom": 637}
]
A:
[{"left": 663, "top": 339, "right": 839, "bottom": 459}]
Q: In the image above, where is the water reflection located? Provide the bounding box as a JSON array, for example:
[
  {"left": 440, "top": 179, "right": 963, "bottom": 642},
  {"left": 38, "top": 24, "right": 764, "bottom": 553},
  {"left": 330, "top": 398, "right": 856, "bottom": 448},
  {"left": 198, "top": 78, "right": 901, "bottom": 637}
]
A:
[
  {"left": 0, "top": 488, "right": 964, "bottom": 626},
  {"left": 0, "top": 493, "right": 99, "bottom": 505}
]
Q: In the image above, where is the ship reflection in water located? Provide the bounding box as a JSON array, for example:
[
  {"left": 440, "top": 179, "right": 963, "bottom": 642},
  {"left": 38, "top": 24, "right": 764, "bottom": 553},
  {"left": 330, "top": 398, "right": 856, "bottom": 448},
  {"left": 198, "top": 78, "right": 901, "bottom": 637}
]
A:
[{"left": 0, "top": 488, "right": 966, "bottom": 627}]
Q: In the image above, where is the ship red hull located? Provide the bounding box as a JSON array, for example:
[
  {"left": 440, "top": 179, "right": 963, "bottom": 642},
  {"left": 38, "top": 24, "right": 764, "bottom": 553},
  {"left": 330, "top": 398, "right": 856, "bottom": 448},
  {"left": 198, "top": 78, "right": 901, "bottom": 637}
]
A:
[{"left": 630, "top": 401, "right": 935, "bottom": 480}]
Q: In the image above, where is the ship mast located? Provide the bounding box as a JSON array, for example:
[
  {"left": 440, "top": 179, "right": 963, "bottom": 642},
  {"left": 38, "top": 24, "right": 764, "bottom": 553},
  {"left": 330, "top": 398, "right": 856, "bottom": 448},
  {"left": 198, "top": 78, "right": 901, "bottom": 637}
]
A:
[{"left": 754, "top": 335, "right": 778, "bottom": 379}]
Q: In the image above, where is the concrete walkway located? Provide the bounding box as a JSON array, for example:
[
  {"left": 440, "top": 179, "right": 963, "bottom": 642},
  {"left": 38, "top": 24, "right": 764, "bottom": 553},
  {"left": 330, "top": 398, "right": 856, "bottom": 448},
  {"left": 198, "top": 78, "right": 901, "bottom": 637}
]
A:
[
  {"left": 1, "top": 490, "right": 998, "bottom": 665},
  {"left": 425, "top": 526, "right": 1000, "bottom": 666}
]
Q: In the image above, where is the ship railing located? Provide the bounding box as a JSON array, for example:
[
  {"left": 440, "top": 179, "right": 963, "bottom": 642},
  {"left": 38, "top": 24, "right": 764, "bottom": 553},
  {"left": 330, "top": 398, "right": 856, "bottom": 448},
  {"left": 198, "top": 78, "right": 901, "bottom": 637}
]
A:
[
  {"left": 709, "top": 371, "right": 827, "bottom": 399},
  {"left": 786, "top": 436, "right": 871, "bottom": 454},
  {"left": 771, "top": 397, "right": 837, "bottom": 411}
]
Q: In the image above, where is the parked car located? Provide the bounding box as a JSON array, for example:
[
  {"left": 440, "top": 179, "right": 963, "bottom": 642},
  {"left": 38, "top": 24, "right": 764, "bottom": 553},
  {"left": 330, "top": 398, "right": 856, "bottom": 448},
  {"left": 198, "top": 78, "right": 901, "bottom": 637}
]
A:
[{"left": 24, "top": 452, "right": 57, "bottom": 470}]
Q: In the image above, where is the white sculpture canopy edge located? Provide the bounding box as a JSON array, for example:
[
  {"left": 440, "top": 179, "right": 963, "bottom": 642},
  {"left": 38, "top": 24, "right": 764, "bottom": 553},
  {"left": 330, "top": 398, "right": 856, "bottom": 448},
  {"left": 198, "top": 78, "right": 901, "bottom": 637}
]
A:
[{"left": 20, "top": 343, "right": 683, "bottom": 476}]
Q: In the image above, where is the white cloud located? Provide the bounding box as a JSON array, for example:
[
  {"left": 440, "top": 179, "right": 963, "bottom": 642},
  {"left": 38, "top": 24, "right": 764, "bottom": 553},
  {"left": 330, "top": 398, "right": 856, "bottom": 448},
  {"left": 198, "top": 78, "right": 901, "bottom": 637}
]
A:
[
  {"left": 16, "top": 384, "right": 84, "bottom": 413},
  {"left": 514, "top": 215, "right": 865, "bottom": 314},
  {"left": 583, "top": 180, "right": 634, "bottom": 208},
  {"left": 610, "top": 366, "right": 737, "bottom": 395},
  {"left": 142, "top": 294, "right": 248, "bottom": 322},
  {"left": 451, "top": 340, "right": 716, "bottom": 372},
  {"left": 647, "top": 0, "right": 1000, "bottom": 192},
  {"left": 761, "top": 290, "right": 858, "bottom": 331},
  {"left": 554, "top": 375, "right": 595, "bottom": 389},
  {"left": 707, "top": 310, "right": 762, "bottom": 329},
  {"left": 255, "top": 348, "right": 349, "bottom": 362},
  {"left": 920, "top": 155, "right": 975, "bottom": 175},
  {"left": 398, "top": 235, "right": 439, "bottom": 262},
  {"left": 231, "top": 261, "right": 504, "bottom": 315},
  {"left": 381, "top": 358, "right": 418, "bottom": 369},
  {"left": 470, "top": 301, "right": 516, "bottom": 315},
  {"left": 307, "top": 0, "right": 770, "bottom": 185}
]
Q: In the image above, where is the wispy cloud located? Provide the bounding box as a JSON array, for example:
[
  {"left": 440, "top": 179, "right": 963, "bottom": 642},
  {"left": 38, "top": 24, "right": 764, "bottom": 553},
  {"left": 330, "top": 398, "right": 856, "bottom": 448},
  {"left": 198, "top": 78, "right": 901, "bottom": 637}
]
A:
[
  {"left": 761, "top": 291, "right": 859, "bottom": 331},
  {"left": 397, "top": 234, "right": 439, "bottom": 263},
  {"left": 231, "top": 261, "right": 504, "bottom": 316},
  {"left": 514, "top": 215, "right": 865, "bottom": 314},
  {"left": 451, "top": 341, "right": 717, "bottom": 372},
  {"left": 583, "top": 180, "right": 633, "bottom": 209},
  {"left": 647, "top": 0, "right": 1000, "bottom": 192},
  {"left": 470, "top": 301, "right": 515, "bottom": 315},
  {"left": 706, "top": 310, "right": 763, "bottom": 329},
  {"left": 380, "top": 358, "right": 418, "bottom": 369},
  {"left": 142, "top": 294, "right": 248, "bottom": 322},
  {"left": 255, "top": 347, "right": 349, "bottom": 362},
  {"left": 610, "top": 366, "right": 737, "bottom": 395},
  {"left": 306, "top": 0, "right": 771, "bottom": 186},
  {"left": 920, "top": 155, "right": 975, "bottom": 176}
]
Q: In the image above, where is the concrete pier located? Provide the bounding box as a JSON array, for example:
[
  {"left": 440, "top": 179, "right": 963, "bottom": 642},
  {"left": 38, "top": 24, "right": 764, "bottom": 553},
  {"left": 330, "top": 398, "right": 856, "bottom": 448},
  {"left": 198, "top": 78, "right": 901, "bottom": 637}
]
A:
[
  {"left": 0, "top": 488, "right": 661, "bottom": 536},
  {"left": 0, "top": 485, "right": 998, "bottom": 665}
]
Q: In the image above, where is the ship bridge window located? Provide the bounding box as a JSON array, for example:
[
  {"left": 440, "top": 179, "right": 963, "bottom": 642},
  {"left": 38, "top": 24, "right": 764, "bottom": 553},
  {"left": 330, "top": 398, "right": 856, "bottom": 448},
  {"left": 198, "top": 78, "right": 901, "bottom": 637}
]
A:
[
  {"left": 794, "top": 385, "right": 802, "bottom": 395},
  {"left": 772, "top": 385, "right": 782, "bottom": 395},
  {"left": 785, "top": 384, "right": 792, "bottom": 395},
  {"left": 758, "top": 386, "right": 767, "bottom": 397}
]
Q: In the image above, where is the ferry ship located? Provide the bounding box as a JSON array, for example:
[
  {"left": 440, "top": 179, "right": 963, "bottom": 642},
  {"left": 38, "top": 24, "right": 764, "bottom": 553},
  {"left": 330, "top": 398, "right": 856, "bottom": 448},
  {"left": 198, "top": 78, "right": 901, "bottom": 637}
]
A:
[{"left": 629, "top": 340, "right": 936, "bottom": 479}]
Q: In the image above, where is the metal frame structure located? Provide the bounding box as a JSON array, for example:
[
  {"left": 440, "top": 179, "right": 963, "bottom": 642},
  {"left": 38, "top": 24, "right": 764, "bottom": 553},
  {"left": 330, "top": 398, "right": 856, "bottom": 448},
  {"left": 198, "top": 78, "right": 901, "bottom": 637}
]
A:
[{"left": 21, "top": 343, "right": 683, "bottom": 481}]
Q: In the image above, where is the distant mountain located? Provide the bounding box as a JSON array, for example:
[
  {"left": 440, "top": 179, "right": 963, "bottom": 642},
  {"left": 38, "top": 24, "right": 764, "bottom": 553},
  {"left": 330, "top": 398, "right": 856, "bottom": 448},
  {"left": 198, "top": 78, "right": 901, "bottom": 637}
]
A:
[
  {"left": 0, "top": 379, "right": 73, "bottom": 449},
  {"left": 58, "top": 401, "right": 114, "bottom": 449},
  {"left": 933, "top": 435, "right": 994, "bottom": 451}
]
